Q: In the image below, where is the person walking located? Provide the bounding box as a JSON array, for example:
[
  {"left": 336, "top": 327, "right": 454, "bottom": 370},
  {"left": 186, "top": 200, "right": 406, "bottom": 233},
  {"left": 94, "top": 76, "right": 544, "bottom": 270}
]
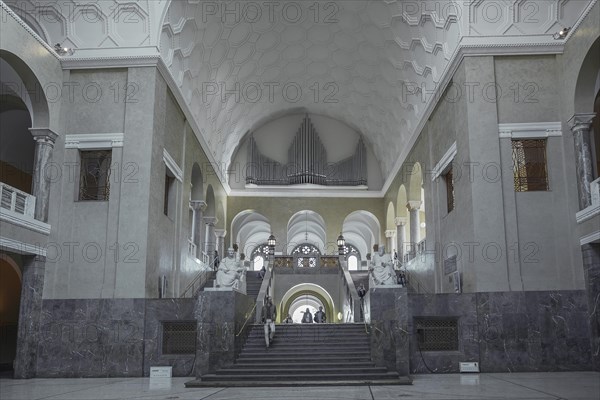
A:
[
  {"left": 301, "top": 308, "right": 313, "bottom": 323},
  {"left": 261, "top": 296, "right": 277, "bottom": 348}
]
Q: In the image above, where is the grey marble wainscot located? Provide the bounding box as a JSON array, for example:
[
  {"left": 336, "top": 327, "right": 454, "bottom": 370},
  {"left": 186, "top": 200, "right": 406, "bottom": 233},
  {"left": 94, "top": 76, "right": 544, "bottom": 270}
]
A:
[
  {"left": 143, "top": 298, "right": 196, "bottom": 377},
  {"left": 408, "top": 293, "right": 479, "bottom": 373},
  {"left": 35, "top": 299, "right": 145, "bottom": 377},
  {"left": 477, "top": 291, "right": 592, "bottom": 372}
]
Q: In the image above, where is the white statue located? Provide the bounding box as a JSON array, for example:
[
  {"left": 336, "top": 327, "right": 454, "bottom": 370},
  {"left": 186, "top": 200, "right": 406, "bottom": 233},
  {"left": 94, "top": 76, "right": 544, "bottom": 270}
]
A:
[
  {"left": 215, "top": 247, "right": 245, "bottom": 288},
  {"left": 369, "top": 245, "right": 397, "bottom": 285}
]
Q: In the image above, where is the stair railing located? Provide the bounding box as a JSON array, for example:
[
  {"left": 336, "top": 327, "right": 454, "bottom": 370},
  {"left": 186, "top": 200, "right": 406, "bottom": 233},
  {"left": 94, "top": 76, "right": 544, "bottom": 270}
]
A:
[
  {"left": 180, "top": 269, "right": 213, "bottom": 298},
  {"left": 339, "top": 258, "right": 361, "bottom": 323},
  {"left": 236, "top": 302, "right": 257, "bottom": 336},
  {"left": 255, "top": 260, "right": 274, "bottom": 323}
]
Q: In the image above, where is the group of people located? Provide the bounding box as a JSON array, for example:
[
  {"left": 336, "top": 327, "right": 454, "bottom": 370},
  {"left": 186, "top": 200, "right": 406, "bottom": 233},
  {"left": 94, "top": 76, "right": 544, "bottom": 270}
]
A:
[{"left": 300, "top": 306, "right": 326, "bottom": 323}]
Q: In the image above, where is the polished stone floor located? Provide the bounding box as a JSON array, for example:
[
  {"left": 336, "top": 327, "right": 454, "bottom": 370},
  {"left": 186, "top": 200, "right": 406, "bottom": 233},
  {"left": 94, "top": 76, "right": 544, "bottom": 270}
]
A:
[{"left": 0, "top": 372, "right": 598, "bottom": 400}]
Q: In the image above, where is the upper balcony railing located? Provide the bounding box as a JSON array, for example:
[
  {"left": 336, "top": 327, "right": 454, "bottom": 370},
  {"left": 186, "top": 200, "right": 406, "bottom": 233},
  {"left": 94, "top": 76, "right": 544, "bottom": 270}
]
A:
[{"left": 0, "top": 182, "right": 35, "bottom": 218}]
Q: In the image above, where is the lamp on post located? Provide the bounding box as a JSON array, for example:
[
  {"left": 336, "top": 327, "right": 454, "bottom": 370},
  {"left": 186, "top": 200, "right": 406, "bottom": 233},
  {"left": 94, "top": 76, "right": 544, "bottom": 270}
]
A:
[
  {"left": 337, "top": 233, "right": 345, "bottom": 256},
  {"left": 268, "top": 234, "right": 276, "bottom": 258}
]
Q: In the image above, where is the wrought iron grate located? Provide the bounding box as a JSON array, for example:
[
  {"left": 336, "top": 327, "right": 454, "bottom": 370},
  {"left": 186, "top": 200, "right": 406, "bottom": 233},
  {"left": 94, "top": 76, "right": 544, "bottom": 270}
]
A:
[
  {"left": 415, "top": 317, "right": 458, "bottom": 351},
  {"left": 512, "top": 139, "right": 549, "bottom": 192},
  {"left": 162, "top": 322, "right": 197, "bottom": 355},
  {"left": 445, "top": 168, "right": 455, "bottom": 212},
  {"left": 79, "top": 150, "right": 112, "bottom": 200}
]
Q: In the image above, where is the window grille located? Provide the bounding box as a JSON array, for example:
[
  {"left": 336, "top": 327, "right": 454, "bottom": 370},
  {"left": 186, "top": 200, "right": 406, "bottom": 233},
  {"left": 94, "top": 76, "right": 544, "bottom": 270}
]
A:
[
  {"left": 445, "top": 168, "right": 455, "bottom": 213},
  {"left": 292, "top": 243, "right": 320, "bottom": 268},
  {"left": 414, "top": 318, "right": 458, "bottom": 351},
  {"left": 512, "top": 139, "right": 549, "bottom": 192},
  {"left": 162, "top": 322, "right": 197, "bottom": 355},
  {"left": 79, "top": 150, "right": 111, "bottom": 200}
]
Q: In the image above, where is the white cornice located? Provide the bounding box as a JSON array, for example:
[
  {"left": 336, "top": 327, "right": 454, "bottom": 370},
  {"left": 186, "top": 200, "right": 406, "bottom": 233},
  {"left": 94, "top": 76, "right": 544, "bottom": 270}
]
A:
[
  {"left": 229, "top": 188, "right": 382, "bottom": 198},
  {"left": 498, "top": 122, "right": 563, "bottom": 139},
  {"left": 60, "top": 53, "right": 161, "bottom": 70},
  {"left": 163, "top": 149, "right": 183, "bottom": 182},
  {"left": 576, "top": 204, "right": 600, "bottom": 224},
  {"left": 580, "top": 231, "right": 600, "bottom": 246},
  {"left": 0, "top": 209, "right": 51, "bottom": 235},
  {"left": 432, "top": 142, "right": 457, "bottom": 181},
  {"left": 0, "top": 236, "right": 47, "bottom": 256},
  {"left": 65, "top": 133, "right": 124, "bottom": 149}
]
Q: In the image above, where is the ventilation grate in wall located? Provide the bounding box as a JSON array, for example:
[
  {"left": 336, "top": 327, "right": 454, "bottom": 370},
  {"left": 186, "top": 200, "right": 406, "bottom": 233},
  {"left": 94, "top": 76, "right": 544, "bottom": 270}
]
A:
[
  {"left": 415, "top": 317, "right": 458, "bottom": 351},
  {"left": 162, "top": 322, "right": 196, "bottom": 355}
]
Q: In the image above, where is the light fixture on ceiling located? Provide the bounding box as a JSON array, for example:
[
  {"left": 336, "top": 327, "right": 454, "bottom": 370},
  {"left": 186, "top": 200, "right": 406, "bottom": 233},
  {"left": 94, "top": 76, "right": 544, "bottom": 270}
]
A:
[
  {"left": 553, "top": 27, "right": 570, "bottom": 40},
  {"left": 54, "top": 43, "right": 74, "bottom": 56}
]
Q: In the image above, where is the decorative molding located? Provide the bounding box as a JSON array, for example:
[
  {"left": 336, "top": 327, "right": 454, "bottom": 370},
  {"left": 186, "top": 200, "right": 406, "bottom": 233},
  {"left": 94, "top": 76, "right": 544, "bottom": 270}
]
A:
[
  {"left": 29, "top": 128, "right": 58, "bottom": 144},
  {"left": 395, "top": 217, "right": 407, "bottom": 226},
  {"left": 385, "top": 230, "right": 396, "bottom": 238},
  {"left": 189, "top": 200, "right": 207, "bottom": 211},
  {"left": 0, "top": 208, "right": 51, "bottom": 235},
  {"left": 432, "top": 142, "right": 457, "bottom": 181},
  {"left": 407, "top": 201, "right": 422, "bottom": 211},
  {"left": 61, "top": 53, "right": 161, "bottom": 70},
  {"left": 580, "top": 231, "right": 600, "bottom": 246},
  {"left": 576, "top": 204, "right": 600, "bottom": 224},
  {"left": 568, "top": 113, "right": 596, "bottom": 129},
  {"left": 0, "top": 236, "right": 47, "bottom": 256},
  {"left": 162, "top": 149, "right": 183, "bottom": 182},
  {"left": 498, "top": 122, "right": 562, "bottom": 138},
  {"left": 233, "top": 186, "right": 379, "bottom": 199},
  {"left": 0, "top": 1, "right": 60, "bottom": 60},
  {"left": 65, "top": 133, "right": 124, "bottom": 149}
]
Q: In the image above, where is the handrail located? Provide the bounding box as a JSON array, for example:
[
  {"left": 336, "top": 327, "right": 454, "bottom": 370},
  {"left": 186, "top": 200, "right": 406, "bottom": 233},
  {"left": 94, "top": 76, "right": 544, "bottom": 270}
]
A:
[
  {"left": 339, "top": 259, "right": 361, "bottom": 323},
  {"left": 180, "top": 268, "right": 213, "bottom": 298},
  {"left": 402, "top": 268, "right": 431, "bottom": 294},
  {"left": 236, "top": 302, "right": 257, "bottom": 336},
  {"left": 255, "top": 260, "right": 273, "bottom": 323}
]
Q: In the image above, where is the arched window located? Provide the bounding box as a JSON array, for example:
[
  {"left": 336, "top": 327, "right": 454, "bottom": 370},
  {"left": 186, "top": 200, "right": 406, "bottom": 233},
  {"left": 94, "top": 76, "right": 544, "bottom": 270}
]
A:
[
  {"left": 342, "top": 243, "right": 360, "bottom": 271},
  {"left": 292, "top": 243, "right": 320, "bottom": 268},
  {"left": 250, "top": 244, "right": 270, "bottom": 271},
  {"left": 348, "top": 255, "right": 358, "bottom": 271}
]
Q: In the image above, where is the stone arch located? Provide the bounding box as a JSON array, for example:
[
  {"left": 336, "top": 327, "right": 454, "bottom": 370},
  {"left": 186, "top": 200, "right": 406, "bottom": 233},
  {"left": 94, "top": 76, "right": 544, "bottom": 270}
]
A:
[
  {"left": 205, "top": 184, "right": 215, "bottom": 217},
  {"left": 279, "top": 283, "right": 336, "bottom": 324},
  {"left": 342, "top": 210, "right": 381, "bottom": 258},
  {"left": 230, "top": 210, "right": 271, "bottom": 257},
  {"left": 0, "top": 50, "right": 49, "bottom": 128},
  {"left": 574, "top": 35, "right": 600, "bottom": 114},
  {"left": 190, "top": 163, "right": 204, "bottom": 201},
  {"left": 286, "top": 210, "right": 326, "bottom": 254},
  {"left": 396, "top": 185, "right": 408, "bottom": 218},
  {"left": 407, "top": 162, "right": 423, "bottom": 202}
]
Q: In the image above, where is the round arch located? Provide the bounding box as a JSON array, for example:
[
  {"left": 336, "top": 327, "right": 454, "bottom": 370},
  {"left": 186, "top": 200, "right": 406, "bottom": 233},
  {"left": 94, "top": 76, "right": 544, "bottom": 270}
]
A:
[
  {"left": 230, "top": 210, "right": 271, "bottom": 255},
  {"left": 286, "top": 210, "right": 326, "bottom": 254},
  {"left": 190, "top": 163, "right": 204, "bottom": 201},
  {"left": 0, "top": 50, "right": 50, "bottom": 128},
  {"left": 396, "top": 185, "right": 408, "bottom": 218},
  {"left": 574, "top": 35, "right": 600, "bottom": 114},
  {"left": 279, "top": 283, "right": 336, "bottom": 324},
  {"left": 341, "top": 210, "right": 380, "bottom": 258},
  {"left": 205, "top": 184, "right": 215, "bottom": 216},
  {"left": 407, "top": 162, "right": 423, "bottom": 202}
]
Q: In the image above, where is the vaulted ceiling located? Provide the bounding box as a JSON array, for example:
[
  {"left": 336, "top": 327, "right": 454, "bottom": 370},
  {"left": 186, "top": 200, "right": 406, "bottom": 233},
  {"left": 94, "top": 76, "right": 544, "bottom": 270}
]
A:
[{"left": 4, "top": 0, "right": 594, "bottom": 188}]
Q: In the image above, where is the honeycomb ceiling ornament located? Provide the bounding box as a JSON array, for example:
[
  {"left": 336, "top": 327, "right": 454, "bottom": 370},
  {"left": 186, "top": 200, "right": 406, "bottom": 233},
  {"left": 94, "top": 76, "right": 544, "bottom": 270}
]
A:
[{"left": 4, "top": 0, "right": 594, "bottom": 186}]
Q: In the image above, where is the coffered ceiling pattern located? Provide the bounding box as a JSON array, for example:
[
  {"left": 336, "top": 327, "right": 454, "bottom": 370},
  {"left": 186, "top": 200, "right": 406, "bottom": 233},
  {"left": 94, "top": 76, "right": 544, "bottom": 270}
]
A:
[{"left": 3, "top": 0, "right": 594, "bottom": 186}]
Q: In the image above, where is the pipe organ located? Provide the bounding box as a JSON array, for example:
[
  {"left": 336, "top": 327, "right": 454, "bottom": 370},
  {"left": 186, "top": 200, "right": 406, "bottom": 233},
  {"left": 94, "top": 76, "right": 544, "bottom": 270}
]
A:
[{"left": 246, "top": 114, "right": 367, "bottom": 186}]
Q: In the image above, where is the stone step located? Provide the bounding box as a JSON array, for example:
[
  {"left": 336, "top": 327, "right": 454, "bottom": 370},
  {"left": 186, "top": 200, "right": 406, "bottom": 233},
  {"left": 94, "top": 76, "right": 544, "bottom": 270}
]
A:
[
  {"left": 185, "top": 377, "right": 412, "bottom": 387},
  {"left": 215, "top": 366, "right": 389, "bottom": 375},
  {"left": 199, "top": 371, "right": 402, "bottom": 381}
]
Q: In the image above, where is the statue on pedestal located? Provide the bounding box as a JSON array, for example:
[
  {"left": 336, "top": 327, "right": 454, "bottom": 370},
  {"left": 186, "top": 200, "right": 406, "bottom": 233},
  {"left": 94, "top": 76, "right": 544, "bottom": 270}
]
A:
[
  {"left": 215, "top": 247, "right": 245, "bottom": 289},
  {"left": 369, "top": 245, "right": 396, "bottom": 285}
]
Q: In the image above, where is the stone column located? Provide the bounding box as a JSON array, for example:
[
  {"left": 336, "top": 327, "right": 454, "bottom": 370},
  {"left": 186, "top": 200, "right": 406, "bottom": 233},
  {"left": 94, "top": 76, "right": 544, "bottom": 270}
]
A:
[
  {"left": 204, "top": 217, "right": 218, "bottom": 256},
  {"left": 395, "top": 217, "right": 407, "bottom": 259},
  {"left": 385, "top": 230, "right": 396, "bottom": 254},
  {"left": 569, "top": 113, "right": 596, "bottom": 210},
  {"left": 13, "top": 256, "right": 46, "bottom": 378},
  {"left": 29, "top": 128, "right": 58, "bottom": 223},
  {"left": 214, "top": 229, "right": 226, "bottom": 261},
  {"left": 190, "top": 200, "right": 206, "bottom": 258},
  {"left": 407, "top": 201, "right": 421, "bottom": 257}
]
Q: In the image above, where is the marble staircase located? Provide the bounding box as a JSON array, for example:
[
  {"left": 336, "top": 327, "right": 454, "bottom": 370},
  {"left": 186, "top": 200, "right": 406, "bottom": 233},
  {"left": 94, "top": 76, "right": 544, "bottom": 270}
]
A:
[{"left": 187, "top": 323, "right": 410, "bottom": 386}]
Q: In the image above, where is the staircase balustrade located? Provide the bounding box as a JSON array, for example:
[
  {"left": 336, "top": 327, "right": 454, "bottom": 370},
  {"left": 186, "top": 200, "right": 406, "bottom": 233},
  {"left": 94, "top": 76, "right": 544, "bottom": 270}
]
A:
[{"left": 0, "top": 182, "right": 36, "bottom": 218}]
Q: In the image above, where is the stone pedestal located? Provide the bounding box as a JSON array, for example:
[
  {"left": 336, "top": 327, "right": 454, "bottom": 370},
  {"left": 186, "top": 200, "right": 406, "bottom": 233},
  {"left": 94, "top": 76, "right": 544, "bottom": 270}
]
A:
[
  {"left": 369, "top": 286, "right": 409, "bottom": 376},
  {"left": 582, "top": 243, "right": 600, "bottom": 371},
  {"left": 13, "top": 256, "right": 46, "bottom": 378},
  {"left": 194, "top": 290, "right": 254, "bottom": 378}
]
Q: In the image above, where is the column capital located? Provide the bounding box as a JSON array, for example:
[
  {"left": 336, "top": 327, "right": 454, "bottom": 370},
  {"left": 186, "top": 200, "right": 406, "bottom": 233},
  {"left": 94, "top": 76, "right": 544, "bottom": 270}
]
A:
[
  {"left": 189, "top": 200, "right": 207, "bottom": 211},
  {"left": 568, "top": 113, "right": 595, "bottom": 131},
  {"left": 407, "top": 200, "right": 422, "bottom": 211},
  {"left": 214, "top": 229, "right": 226, "bottom": 238},
  {"left": 29, "top": 128, "right": 58, "bottom": 145},
  {"left": 394, "top": 216, "right": 407, "bottom": 226},
  {"left": 204, "top": 216, "right": 218, "bottom": 226},
  {"left": 385, "top": 229, "right": 396, "bottom": 238}
]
